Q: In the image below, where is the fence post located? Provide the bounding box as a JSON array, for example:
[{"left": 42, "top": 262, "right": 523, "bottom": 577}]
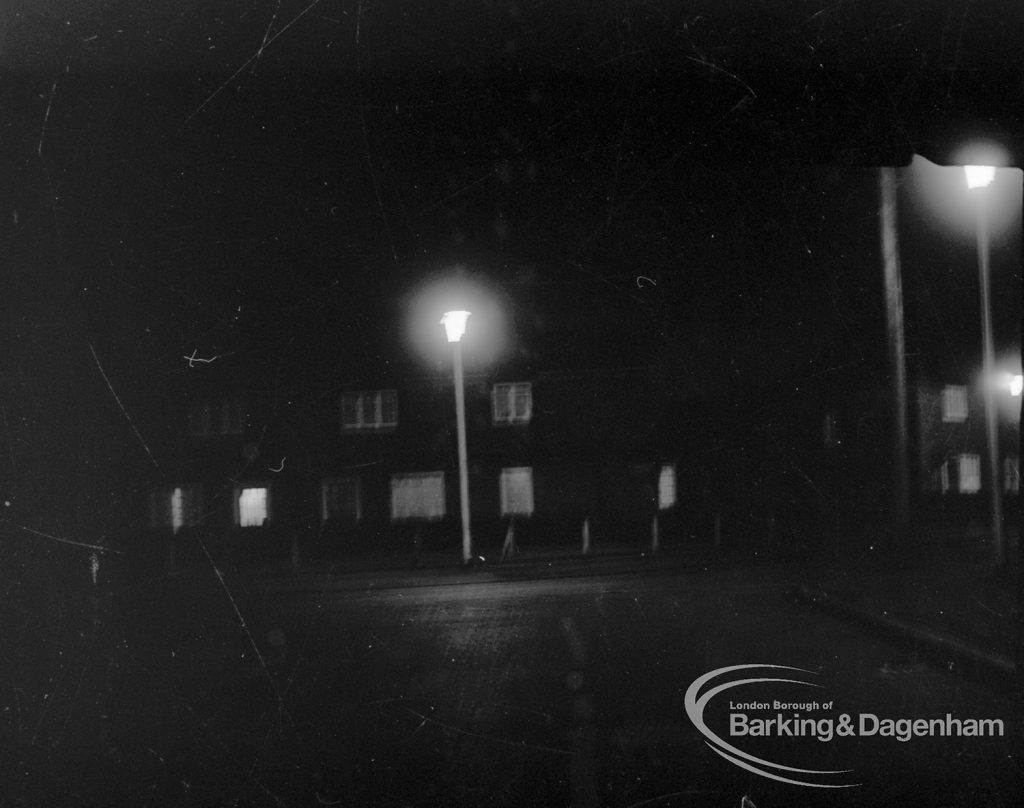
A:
[{"left": 582, "top": 517, "right": 590, "bottom": 555}]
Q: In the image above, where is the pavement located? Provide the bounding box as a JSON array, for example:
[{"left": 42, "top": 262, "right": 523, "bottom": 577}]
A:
[
  {"left": 11, "top": 525, "right": 1022, "bottom": 807},
  {"left": 796, "top": 531, "right": 1021, "bottom": 688},
  {"left": 177, "top": 525, "right": 1023, "bottom": 686}
]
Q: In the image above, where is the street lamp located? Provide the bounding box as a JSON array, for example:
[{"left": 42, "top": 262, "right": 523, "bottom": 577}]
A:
[
  {"left": 964, "top": 165, "right": 1005, "bottom": 564},
  {"left": 441, "top": 310, "right": 473, "bottom": 564}
]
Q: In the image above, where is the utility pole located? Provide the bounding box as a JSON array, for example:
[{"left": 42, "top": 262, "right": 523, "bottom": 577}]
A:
[{"left": 879, "top": 167, "right": 911, "bottom": 541}]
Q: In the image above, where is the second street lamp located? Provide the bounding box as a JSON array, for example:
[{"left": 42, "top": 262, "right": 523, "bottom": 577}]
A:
[
  {"left": 441, "top": 310, "right": 473, "bottom": 564},
  {"left": 964, "top": 164, "right": 1005, "bottom": 565}
]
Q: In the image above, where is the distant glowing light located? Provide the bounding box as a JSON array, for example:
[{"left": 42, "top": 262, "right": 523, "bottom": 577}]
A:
[
  {"left": 406, "top": 270, "right": 508, "bottom": 368},
  {"left": 964, "top": 165, "right": 995, "bottom": 190},
  {"left": 441, "top": 310, "right": 471, "bottom": 343},
  {"left": 907, "top": 155, "right": 1022, "bottom": 241},
  {"left": 1009, "top": 374, "right": 1023, "bottom": 397}
]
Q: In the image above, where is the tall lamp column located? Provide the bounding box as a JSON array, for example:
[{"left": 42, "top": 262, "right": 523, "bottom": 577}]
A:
[
  {"left": 964, "top": 165, "right": 1005, "bottom": 565},
  {"left": 441, "top": 310, "right": 473, "bottom": 564}
]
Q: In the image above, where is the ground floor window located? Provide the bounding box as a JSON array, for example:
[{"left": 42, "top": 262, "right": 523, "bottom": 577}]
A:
[
  {"left": 957, "top": 454, "right": 981, "bottom": 494},
  {"left": 322, "top": 476, "right": 362, "bottom": 521},
  {"left": 391, "top": 472, "right": 445, "bottom": 521},
  {"left": 500, "top": 467, "right": 534, "bottom": 516},
  {"left": 237, "top": 486, "right": 269, "bottom": 527},
  {"left": 658, "top": 464, "right": 676, "bottom": 510},
  {"left": 940, "top": 454, "right": 981, "bottom": 495},
  {"left": 150, "top": 485, "right": 202, "bottom": 533},
  {"left": 1005, "top": 456, "right": 1020, "bottom": 494},
  {"left": 171, "top": 487, "right": 186, "bottom": 532}
]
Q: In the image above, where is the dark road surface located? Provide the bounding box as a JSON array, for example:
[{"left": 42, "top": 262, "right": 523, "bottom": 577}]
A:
[{"left": 9, "top": 564, "right": 1022, "bottom": 807}]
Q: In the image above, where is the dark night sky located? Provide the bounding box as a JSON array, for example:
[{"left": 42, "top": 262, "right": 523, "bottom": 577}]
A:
[{"left": 1, "top": 1, "right": 1022, "bottom": 527}]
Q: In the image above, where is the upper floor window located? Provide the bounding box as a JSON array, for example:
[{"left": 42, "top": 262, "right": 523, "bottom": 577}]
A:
[
  {"left": 390, "top": 472, "right": 445, "bottom": 521},
  {"left": 322, "top": 476, "right": 362, "bottom": 522},
  {"left": 500, "top": 467, "right": 534, "bottom": 517},
  {"left": 941, "top": 385, "right": 968, "bottom": 423},
  {"left": 342, "top": 390, "right": 398, "bottom": 431},
  {"left": 188, "top": 397, "right": 244, "bottom": 437},
  {"left": 492, "top": 382, "right": 532, "bottom": 424}
]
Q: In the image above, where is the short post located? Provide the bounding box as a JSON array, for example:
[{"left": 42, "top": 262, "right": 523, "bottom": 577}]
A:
[
  {"left": 501, "top": 518, "right": 516, "bottom": 561},
  {"left": 581, "top": 517, "right": 590, "bottom": 555},
  {"left": 651, "top": 513, "right": 660, "bottom": 554}
]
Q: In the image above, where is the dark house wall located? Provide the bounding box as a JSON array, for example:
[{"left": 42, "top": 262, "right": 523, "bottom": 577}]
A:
[
  {"left": 915, "top": 376, "right": 1020, "bottom": 523},
  {"left": 145, "top": 362, "right": 699, "bottom": 566}
]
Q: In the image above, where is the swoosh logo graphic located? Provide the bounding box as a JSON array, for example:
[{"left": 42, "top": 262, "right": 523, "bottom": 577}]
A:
[{"left": 685, "top": 664, "right": 860, "bottom": 788}]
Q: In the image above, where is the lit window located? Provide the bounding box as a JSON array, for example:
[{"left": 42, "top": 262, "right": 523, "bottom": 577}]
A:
[
  {"left": 492, "top": 382, "right": 532, "bottom": 424},
  {"left": 500, "top": 467, "right": 534, "bottom": 516},
  {"left": 150, "top": 485, "right": 202, "bottom": 532},
  {"left": 658, "top": 464, "right": 677, "bottom": 510},
  {"left": 322, "top": 476, "right": 362, "bottom": 521},
  {"left": 941, "top": 385, "right": 968, "bottom": 423},
  {"left": 391, "top": 472, "right": 445, "bottom": 521},
  {"left": 958, "top": 454, "right": 981, "bottom": 494},
  {"left": 171, "top": 487, "right": 185, "bottom": 532},
  {"left": 1005, "top": 456, "right": 1020, "bottom": 494},
  {"left": 188, "top": 398, "right": 244, "bottom": 436},
  {"left": 238, "top": 487, "right": 269, "bottom": 527},
  {"left": 341, "top": 390, "right": 398, "bottom": 430}
]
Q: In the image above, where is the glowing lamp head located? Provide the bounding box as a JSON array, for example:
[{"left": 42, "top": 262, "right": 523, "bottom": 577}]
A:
[
  {"left": 964, "top": 165, "right": 995, "bottom": 190},
  {"left": 1011, "top": 375, "right": 1023, "bottom": 397},
  {"left": 441, "top": 310, "right": 471, "bottom": 343}
]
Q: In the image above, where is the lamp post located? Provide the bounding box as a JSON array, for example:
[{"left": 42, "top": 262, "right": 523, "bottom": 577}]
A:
[
  {"left": 964, "top": 165, "right": 1005, "bottom": 565},
  {"left": 441, "top": 310, "right": 473, "bottom": 564}
]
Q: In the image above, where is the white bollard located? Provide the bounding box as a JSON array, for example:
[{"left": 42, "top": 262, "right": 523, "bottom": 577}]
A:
[{"left": 501, "top": 519, "right": 516, "bottom": 561}]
